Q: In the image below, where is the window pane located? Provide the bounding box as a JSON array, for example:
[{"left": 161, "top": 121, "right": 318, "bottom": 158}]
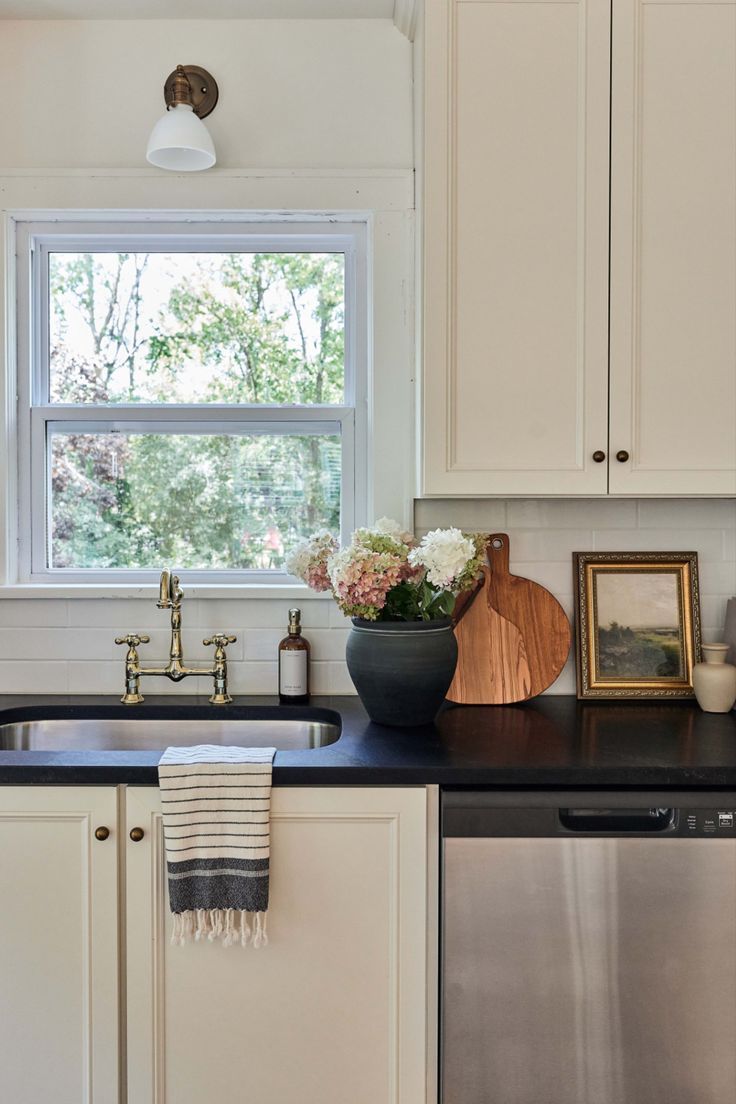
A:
[
  {"left": 49, "top": 430, "right": 340, "bottom": 570},
  {"left": 49, "top": 252, "right": 345, "bottom": 405}
]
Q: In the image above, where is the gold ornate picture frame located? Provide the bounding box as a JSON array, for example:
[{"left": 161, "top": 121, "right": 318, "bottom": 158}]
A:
[{"left": 574, "top": 552, "right": 701, "bottom": 699}]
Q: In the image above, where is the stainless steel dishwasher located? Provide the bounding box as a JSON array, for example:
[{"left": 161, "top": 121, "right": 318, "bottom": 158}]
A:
[{"left": 441, "top": 791, "right": 736, "bottom": 1104}]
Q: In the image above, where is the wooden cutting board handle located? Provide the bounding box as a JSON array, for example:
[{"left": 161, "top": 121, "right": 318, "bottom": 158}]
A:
[
  {"left": 446, "top": 533, "right": 571, "bottom": 705},
  {"left": 487, "top": 533, "right": 510, "bottom": 575}
]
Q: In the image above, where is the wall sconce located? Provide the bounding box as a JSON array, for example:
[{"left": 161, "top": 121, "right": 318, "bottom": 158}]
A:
[{"left": 146, "top": 65, "right": 219, "bottom": 172}]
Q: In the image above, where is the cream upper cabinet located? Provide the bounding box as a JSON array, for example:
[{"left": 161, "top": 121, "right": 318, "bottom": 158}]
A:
[
  {"left": 0, "top": 786, "right": 119, "bottom": 1104},
  {"left": 422, "top": 0, "right": 736, "bottom": 497},
  {"left": 125, "top": 785, "right": 429, "bottom": 1104},
  {"left": 422, "top": 0, "right": 612, "bottom": 495},
  {"left": 609, "top": 0, "right": 736, "bottom": 495}
]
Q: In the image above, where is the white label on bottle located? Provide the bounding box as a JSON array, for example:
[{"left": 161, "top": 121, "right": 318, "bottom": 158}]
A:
[{"left": 280, "top": 651, "right": 308, "bottom": 696}]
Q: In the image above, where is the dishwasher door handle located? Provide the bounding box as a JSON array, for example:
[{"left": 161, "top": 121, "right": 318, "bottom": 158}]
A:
[{"left": 559, "top": 807, "right": 675, "bottom": 833}]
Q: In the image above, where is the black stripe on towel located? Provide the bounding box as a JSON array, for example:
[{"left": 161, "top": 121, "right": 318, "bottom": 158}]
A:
[
  {"left": 168, "top": 856, "right": 270, "bottom": 873},
  {"left": 162, "top": 799, "right": 272, "bottom": 808},
  {"left": 159, "top": 771, "right": 273, "bottom": 780}
]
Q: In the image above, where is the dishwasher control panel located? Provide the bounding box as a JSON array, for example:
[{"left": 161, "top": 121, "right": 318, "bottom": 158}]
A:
[{"left": 682, "top": 809, "right": 736, "bottom": 835}]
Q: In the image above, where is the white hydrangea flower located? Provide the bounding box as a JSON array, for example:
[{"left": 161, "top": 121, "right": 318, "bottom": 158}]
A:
[
  {"left": 373, "top": 517, "right": 405, "bottom": 540},
  {"left": 408, "top": 527, "right": 476, "bottom": 589},
  {"left": 284, "top": 539, "right": 312, "bottom": 580}
]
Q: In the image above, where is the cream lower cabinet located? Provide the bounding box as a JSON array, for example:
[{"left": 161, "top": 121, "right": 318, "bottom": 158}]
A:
[
  {"left": 124, "top": 785, "right": 429, "bottom": 1104},
  {"left": 0, "top": 786, "right": 120, "bottom": 1104}
]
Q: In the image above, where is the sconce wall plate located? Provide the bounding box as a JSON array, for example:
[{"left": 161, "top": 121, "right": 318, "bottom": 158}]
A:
[{"left": 163, "top": 65, "right": 219, "bottom": 119}]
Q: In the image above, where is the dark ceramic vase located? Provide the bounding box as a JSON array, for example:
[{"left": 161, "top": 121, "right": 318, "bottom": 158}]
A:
[{"left": 346, "top": 618, "right": 458, "bottom": 727}]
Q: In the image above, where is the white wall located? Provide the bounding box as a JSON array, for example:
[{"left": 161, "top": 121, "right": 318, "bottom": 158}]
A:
[
  {"left": 0, "top": 20, "right": 412, "bottom": 170},
  {"left": 416, "top": 498, "right": 736, "bottom": 696},
  {"left": 0, "top": 16, "right": 414, "bottom": 696}
]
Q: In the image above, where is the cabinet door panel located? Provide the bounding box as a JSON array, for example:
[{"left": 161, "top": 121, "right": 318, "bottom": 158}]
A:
[
  {"left": 423, "top": 0, "right": 610, "bottom": 495},
  {"left": 0, "top": 787, "right": 119, "bottom": 1104},
  {"left": 126, "top": 786, "right": 427, "bottom": 1104},
  {"left": 610, "top": 0, "right": 736, "bottom": 495}
]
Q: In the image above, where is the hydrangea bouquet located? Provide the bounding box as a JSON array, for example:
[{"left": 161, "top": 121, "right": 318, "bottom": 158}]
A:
[{"left": 286, "top": 518, "right": 484, "bottom": 622}]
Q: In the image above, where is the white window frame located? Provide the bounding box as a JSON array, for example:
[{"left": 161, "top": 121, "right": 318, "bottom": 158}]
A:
[{"left": 14, "top": 218, "right": 368, "bottom": 585}]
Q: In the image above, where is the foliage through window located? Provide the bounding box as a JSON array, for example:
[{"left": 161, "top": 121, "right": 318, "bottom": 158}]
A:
[{"left": 17, "top": 222, "right": 364, "bottom": 580}]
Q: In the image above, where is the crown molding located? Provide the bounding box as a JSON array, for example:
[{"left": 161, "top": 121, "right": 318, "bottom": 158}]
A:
[{"left": 393, "top": 0, "right": 417, "bottom": 41}]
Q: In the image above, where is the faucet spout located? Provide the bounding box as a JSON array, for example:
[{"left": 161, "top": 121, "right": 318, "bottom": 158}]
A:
[{"left": 157, "top": 569, "right": 171, "bottom": 609}]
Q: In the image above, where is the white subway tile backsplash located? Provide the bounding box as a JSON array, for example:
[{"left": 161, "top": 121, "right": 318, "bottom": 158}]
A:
[
  {"left": 238, "top": 662, "right": 279, "bottom": 695},
  {"left": 0, "top": 661, "right": 68, "bottom": 694},
  {"left": 509, "top": 563, "right": 574, "bottom": 594},
  {"left": 699, "top": 595, "right": 731, "bottom": 629},
  {"left": 328, "top": 605, "right": 353, "bottom": 630},
  {"left": 309, "top": 661, "right": 332, "bottom": 695},
  {"left": 68, "top": 661, "right": 125, "bottom": 696},
  {"left": 592, "top": 529, "right": 727, "bottom": 560},
  {"left": 724, "top": 528, "right": 736, "bottom": 561},
  {"left": 327, "top": 661, "right": 357, "bottom": 695},
  {"left": 637, "top": 499, "right": 736, "bottom": 529},
  {"left": 0, "top": 498, "right": 731, "bottom": 698},
  {"left": 307, "top": 629, "right": 351, "bottom": 662},
  {"left": 0, "top": 628, "right": 115, "bottom": 661},
  {"left": 506, "top": 499, "right": 637, "bottom": 529},
  {"left": 414, "top": 499, "right": 507, "bottom": 530},
  {"left": 243, "top": 629, "right": 283, "bottom": 662},
  {"left": 507, "top": 529, "right": 594, "bottom": 562},
  {"left": 193, "top": 598, "right": 330, "bottom": 631},
  {"left": 67, "top": 598, "right": 201, "bottom": 630},
  {"left": 0, "top": 600, "right": 68, "bottom": 627},
  {"left": 699, "top": 562, "right": 736, "bottom": 594}
]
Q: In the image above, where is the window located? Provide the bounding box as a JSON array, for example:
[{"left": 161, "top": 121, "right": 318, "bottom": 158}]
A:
[{"left": 15, "top": 220, "right": 366, "bottom": 582}]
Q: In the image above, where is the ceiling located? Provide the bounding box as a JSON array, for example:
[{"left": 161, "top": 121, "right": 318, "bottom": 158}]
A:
[{"left": 0, "top": 0, "right": 395, "bottom": 17}]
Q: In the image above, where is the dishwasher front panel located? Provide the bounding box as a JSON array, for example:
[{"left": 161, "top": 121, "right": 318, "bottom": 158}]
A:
[{"left": 442, "top": 830, "right": 736, "bottom": 1104}]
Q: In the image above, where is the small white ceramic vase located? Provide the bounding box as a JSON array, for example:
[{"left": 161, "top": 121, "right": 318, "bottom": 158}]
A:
[{"left": 693, "top": 643, "right": 736, "bottom": 713}]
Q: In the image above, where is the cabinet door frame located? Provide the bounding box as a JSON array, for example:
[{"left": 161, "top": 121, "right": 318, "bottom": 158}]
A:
[
  {"left": 0, "top": 785, "right": 120, "bottom": 1104},
  {"left": 124, "top": 785, "right": 430, "bottom": 1104},
  {"left": 421, "top": 0, "right": 611, "bottom": 496},
  {"left": 609, "top": 0, "right": 736, "bottom": 496}
]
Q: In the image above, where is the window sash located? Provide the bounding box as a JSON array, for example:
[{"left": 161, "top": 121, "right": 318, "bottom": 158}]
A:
[
  {"left": 15, "top": 218, "right": 368, "bottom": 584},
  {"left": 27, "top": 223, "right": 359, "bottom": 408},
  {"left": 30, "top": 409, "right": 354, "bottom": 582}
]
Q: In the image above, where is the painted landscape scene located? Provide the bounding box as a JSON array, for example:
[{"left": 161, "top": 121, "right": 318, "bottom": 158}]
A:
[{"left": 595, "top": 571, "right": 684, "bottom": 680}]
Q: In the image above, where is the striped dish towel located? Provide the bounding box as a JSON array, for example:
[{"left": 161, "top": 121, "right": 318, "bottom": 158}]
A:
[{"left": 158, "top": 744, "right": 277, "bottom": 948}]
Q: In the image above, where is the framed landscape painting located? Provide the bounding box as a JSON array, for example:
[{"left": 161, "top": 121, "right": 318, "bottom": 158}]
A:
[{"left": 574, "top": 552, "right": 701, "bottom": 699}]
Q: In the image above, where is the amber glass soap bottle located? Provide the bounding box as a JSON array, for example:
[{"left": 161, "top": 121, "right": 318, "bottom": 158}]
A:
[{"left": 278, "top": 607, "right": 310, "bottom": 703}]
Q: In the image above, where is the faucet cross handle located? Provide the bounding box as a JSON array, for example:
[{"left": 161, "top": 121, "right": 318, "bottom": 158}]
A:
[
  {"left": 115, "top": 634, "right": 150, "bottom": 648},
  {"left": 203, "top": 633, "right": 237, "bottom": 650}
]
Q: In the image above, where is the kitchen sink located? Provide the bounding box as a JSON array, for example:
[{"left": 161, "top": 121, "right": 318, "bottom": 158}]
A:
[{"left": 0, "top": 712, "right": 341, "bottom": 752}]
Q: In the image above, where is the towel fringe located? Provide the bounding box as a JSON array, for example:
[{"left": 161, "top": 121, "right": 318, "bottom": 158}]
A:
[{"left": 173, "top": 909, "right": 268, "bottom": 948}]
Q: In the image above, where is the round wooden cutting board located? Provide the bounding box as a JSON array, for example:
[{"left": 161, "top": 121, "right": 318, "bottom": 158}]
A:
[{"left": 446, "top": 533, "right": 571, "bottom": 705}]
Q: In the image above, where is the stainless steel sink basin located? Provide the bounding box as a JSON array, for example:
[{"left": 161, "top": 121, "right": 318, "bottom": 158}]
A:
[{"left": 0, "top": 715, "right": 341, "bottom": 752}]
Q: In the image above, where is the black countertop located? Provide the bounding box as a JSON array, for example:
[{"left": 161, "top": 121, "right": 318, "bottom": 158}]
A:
[{"left": 0, "top": 694, "right": 735, "bottom": 788}]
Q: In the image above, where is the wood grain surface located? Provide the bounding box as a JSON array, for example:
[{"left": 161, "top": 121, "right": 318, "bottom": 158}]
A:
[{"left": 447, "top": 533, "right": 571, "bottom": 704}]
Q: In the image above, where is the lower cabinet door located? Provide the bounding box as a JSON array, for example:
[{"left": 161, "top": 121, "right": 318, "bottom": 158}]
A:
[
  {"left": 125, "top": 785, "right": 428, "bottom": 1104},
  {"left": 0, "top": 786, "right": 120, "bottom": 1104}
]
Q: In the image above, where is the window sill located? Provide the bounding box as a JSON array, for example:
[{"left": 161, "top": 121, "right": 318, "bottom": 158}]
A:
[{"left": 0, "top": 583, "right": 330, "bottom": 601}]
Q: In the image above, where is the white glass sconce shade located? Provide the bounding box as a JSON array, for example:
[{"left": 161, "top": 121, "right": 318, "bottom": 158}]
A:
[{"left": 146, "top": 104, "right": 216, "bottom": 172}]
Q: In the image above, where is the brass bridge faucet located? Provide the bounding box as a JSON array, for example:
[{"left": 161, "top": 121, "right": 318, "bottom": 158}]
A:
[{"left": 115, "top": 570, "right": 236, "bottom": 705}]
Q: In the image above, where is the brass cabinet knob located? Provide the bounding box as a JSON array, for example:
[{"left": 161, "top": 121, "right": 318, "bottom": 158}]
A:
[
  {"left": 592, "top": 450, "right": 606, "bottom": 463},
  {"left": 129, "top": 827, "right": 145, "bottom": 843},
  {"left": 95, "top": 826, "right": 110, "bottom": 841},
  {"left": 616, "top": 450, "right": 630, "bottom": 463}
]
